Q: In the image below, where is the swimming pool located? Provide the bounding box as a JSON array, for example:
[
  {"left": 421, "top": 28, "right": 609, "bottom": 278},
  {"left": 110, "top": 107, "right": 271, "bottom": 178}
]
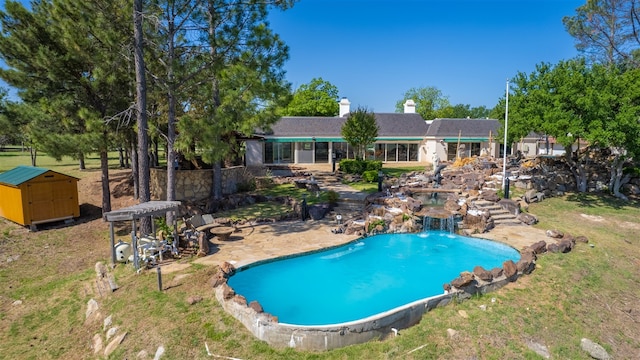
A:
[{"left": 227, "top": 230, "right": 520, "bottom": 326}]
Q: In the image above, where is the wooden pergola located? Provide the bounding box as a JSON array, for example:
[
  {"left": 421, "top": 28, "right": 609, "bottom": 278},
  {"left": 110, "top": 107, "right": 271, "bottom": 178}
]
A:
[{"left": 104, "top": 201, "right": 181, "bottom": 269}]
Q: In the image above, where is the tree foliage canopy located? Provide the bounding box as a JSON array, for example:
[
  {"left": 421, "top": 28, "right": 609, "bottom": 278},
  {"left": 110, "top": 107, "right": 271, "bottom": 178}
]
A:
[
  {"left": 281, "top": 77, "right": 338, "bottom": 116},
  {"left": 563, "top": 0, "right": 640, "bottom": 67},
  {"left": 341, "top": 107, "right": 378, "bottom": 160},
  {"left": 396, "top": 86, "right": 490, "bottom": 119},
  {"left": 507, "top": 58, "right": 640, "bottom": 197}
]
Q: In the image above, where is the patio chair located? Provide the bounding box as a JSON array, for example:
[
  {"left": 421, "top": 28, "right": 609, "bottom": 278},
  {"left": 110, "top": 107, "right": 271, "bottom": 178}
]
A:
[{"left": 187, "top": 214, "right": 220, "bottom": 233}]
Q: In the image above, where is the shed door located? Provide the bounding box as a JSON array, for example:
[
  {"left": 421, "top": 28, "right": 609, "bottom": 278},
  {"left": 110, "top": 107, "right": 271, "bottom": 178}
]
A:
[{"left": 28, "top": 180, "right": 76, "bottom": 222}]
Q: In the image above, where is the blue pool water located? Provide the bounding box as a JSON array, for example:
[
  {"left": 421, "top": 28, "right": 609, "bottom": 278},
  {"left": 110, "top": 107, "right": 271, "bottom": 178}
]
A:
[{"left": 228, "top": 231, "right": 520, "bottom": 325}]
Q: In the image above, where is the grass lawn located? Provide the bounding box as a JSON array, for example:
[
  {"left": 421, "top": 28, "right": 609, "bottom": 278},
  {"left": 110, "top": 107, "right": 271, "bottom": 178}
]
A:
[{"left": 1, "top": 150, "right": 639, "bottom": 359}]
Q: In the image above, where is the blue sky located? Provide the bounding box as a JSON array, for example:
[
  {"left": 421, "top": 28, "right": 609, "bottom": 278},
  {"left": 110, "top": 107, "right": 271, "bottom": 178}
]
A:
[{"left": 268, "top": 0, "right": 584, "bottom": 113}]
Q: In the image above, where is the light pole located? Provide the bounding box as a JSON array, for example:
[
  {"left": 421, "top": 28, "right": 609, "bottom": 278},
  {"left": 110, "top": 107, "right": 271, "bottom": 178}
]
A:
[{"left": 502, "top": 79, "right": 510, "bottom": 192}]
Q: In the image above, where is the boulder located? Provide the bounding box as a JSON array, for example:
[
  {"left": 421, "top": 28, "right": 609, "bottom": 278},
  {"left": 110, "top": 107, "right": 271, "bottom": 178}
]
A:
[
  {"left": 498, "top": 198, "right": 520, "bottom": 215},
  {"left": 473, "top": 266, "right": 493, "bottom": 282},
  {"left": 517, "top": 212, "right": 538, "bottom": 225},
  {"left": 450, "top": 271, "right": 475, "bottom": 288},
  {"left": 546, "top": 229, "right": 564, "bottom": 238},
  {"left": 502, "top": 260, "right": 518, "bottom": 280},
  {"left": 220, "top": 261, "right": 236, "bottom": 276},
  {"left": 529, "top": 240, "right": 547, "bottom": 254},
  {"left": 249, "top": 301, "right": 264, "bottom": 313}
]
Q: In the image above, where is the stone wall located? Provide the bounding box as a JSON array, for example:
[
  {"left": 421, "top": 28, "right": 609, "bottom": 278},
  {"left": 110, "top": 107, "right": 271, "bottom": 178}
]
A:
[{"left": 150, "top": 166, "right": 247, "bottom": 201}]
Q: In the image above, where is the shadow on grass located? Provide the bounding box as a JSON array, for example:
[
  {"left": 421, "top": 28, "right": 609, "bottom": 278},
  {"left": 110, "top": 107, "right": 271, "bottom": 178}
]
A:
[
  {"left": 31, "top": 203, "right": 103, "bottom": 231},
  {"left": 564, "top": 192, "right": 640, "bottom": 210}
]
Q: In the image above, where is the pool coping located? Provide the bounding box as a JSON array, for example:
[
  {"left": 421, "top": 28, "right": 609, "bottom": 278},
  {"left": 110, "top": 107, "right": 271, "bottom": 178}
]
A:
[{"left": 214, "top": 232, "right": 534, "bottom": 351}]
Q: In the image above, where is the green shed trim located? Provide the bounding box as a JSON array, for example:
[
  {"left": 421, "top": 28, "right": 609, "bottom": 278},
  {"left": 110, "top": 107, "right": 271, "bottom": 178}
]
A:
[{"left": 0, "top": 166, "right": 79, "bottom": 186}]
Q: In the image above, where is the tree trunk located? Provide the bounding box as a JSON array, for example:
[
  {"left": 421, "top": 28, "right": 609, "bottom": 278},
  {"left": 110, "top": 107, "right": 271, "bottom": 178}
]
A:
[
  {"left": 130, "top": 137, "right": 139, "bottom": 200},
  {"left": 118, "top": 148, "right": 125, "bottom": 168},
  {"left": 100, "top": 148, "right": 112, "bottom": 217},
  {"left": 609, "top": 152, "right": 629, "bottom": 201},
  {"left": 565, "top": 147, "right": 588, "bottom": 193},
  {"left": 208, "top": 2, "right": 223, "bottom": 205},
  {"left": 30, "top": 146, "right": 37, "bottom": 166},
  {"left": 134, "top": 0, "right": 151, "bottom": 234},
  {"left": 153, "top": 140, "right": 159, "bottom": 167},
  {"left": 165, "top": 8, "right": 177, "bottom": 225},
  {"left": 78, "top": 152, "right": 86, "bottom": 170}
]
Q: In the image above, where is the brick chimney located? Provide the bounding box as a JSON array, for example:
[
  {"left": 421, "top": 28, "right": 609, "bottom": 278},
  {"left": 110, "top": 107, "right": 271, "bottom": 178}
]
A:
[
  {"left": 403, "top": 99, "right": 416, "bottom": 113},
  {"left": 339, "top": 97, "right": 351, "bottom": 117}
]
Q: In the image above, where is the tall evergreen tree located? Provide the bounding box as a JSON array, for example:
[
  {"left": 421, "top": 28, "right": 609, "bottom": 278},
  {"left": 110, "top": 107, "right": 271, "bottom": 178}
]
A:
[{"left": 0, "top": 0, "right": 133, "bottom": 215}]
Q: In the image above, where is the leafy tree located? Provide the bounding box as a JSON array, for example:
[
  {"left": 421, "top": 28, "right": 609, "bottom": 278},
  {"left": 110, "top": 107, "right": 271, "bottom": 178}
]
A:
[
  {"left": 563, "top": 0, "right": 640, "bottom": 66},
  {"left": 508, "top": 59, "right": 640, "bottom": 198},
  {"left": 282, "top": 77, "right": 338, "bottom": 116},
  {"left": 341, "top": 107, "right": 378, "bottom": 160},
  {"left": 445, "top": 104, "right": 491, "bottom": 119},
  {"left": 395, "top": 86, "right": 451, "bottom": 120}
]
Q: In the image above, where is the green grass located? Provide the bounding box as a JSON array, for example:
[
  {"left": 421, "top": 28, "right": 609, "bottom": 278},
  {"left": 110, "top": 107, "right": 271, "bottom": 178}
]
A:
[{"left": 0, "top": 147, "right": 125, "bottom": 176}]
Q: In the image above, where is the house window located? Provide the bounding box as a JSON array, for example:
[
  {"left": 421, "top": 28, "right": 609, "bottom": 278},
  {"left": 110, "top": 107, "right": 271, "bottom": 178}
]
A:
[
  {"left": 264, "top": 142, "right": 292, "bottom": 164},
  {"left": 387, "top": 143, "right": 398, "bottom": 162},
  {"left": 448, "top": 142, "right": 482, "bottom": 160},
  {"left": 374, "top": 144, "right": 385, "bottom": 161},
  {"left": 408, "top": 144, "right": 418, "bottom": 161}
]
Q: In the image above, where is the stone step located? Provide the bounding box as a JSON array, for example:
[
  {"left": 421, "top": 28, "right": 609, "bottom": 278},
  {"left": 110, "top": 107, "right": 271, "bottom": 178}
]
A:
[
  {"left": 473, "top": 200, "right": 496, "bottom": 206},
  {"left": 494, "top": 218, "right": 522, "bottom": 225},
  {"left": 491, "top": 213, "right": 517, "bottom": 220}
]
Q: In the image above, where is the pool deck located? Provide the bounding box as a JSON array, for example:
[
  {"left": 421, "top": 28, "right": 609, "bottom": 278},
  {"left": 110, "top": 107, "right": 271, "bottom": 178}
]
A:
[
  {"left": 184, "top": 220, "right": 546, "bottom": 272},
  {"left": 164, "top": 164, "right": 548, "bottom": 273}
]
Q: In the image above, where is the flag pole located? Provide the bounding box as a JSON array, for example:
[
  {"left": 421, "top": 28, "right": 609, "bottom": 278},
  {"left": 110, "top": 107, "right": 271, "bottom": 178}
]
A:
[{"left": 502, "top": 79, "right": 510, "bottom": 191}]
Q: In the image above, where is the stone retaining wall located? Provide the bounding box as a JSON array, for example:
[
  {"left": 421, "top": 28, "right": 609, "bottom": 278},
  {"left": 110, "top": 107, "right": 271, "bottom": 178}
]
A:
[{"left": 150, "top": 166, "right": 247, "bottom": 201}]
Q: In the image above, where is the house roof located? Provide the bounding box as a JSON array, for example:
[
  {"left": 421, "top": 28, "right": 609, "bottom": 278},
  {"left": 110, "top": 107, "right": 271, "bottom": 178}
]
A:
[
  {"left": 258, "top": 113, "right": 429, "bottom": 141},
  {"left": 425, "top": 118, "right": 501, "bottom": 141},
  {"left": 0, "top": 166, "right": 78, "bottom": 186}
]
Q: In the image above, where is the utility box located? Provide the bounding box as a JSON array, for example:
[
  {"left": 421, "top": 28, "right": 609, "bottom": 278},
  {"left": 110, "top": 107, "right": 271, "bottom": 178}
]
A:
[{"left": 0, "top": 166, "right": 80, "bottom": 229}]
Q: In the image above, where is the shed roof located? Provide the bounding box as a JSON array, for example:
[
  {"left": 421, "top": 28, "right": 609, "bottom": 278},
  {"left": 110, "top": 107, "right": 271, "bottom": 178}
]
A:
[{"left": 0, "top": 166, "right": 77, "bottom": 186}]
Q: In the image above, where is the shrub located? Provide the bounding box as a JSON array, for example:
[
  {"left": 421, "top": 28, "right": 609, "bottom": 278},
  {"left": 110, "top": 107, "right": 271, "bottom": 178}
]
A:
[
  {"left": 362, "top": 170, "right": 378, "bottom": 183},
  {"left": 339, "top": 159, "right": 382, "bottom": 175},
  {"left": 325, "top": 190, "right": 340, "bottom": 204}
]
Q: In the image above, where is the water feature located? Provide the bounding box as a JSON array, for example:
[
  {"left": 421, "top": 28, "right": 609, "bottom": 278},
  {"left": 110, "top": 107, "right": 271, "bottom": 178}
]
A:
[{"left": 227, "top": 231, "right": 520, "bottom": 326}]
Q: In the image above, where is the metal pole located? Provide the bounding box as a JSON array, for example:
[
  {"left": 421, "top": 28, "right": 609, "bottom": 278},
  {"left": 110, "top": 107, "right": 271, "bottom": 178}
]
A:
[
  {"left": 502, "top": 79, "right": 510, "bottom": 191},
  {"left": 157, "top": 266, "right": 163, "bottom": 291}
]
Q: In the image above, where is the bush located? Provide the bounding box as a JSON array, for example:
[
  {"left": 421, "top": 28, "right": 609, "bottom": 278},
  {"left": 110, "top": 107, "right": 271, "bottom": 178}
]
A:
[
  {"left": 339, "top": 159, "right": 382, "bottom": 175},
  {"left": 362, "top": 170, "right": 378, "bottom": 183},
  {"left": 325, "top": 190, "right": 340, "bottom": 204}
]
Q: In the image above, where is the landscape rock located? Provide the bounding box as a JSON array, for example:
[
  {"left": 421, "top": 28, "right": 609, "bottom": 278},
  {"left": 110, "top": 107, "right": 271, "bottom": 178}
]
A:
[
  {"left": 451, "top": 271, "right": 475, "bottom": 288},
  {"left": 484, "top": 269, "right": 501, "bottom": 282},
  {"left": 502, "top": 260, "right": 518, "bottom": 280},
  {"left": 104, "top": 331, "right": 127, "bottom": 357},
  {"left": 92, "top": 333, "right": 103, "bottom": 354},
  {"left": 86, "top": 298, "right": 99, "bottom": 319},
  {"left": 187, "top": 295, "right": 203, "bottom": 305},
  {"left": 473, "top": 266, "right": 493, "bottom": 282},
  {"left": 249, "top": 300, "right": 264, "bottom": 313},
  {"left": 517, "top": 212, "right": 538, "bottom": 225},
  {"left": 529, "top": 240, "right": 547, "bottom": 254},
  {"left": 546, "top": 229, "right": 564, "bottom": 238},
  {"left": 103, "top": 315, "right": 112, "bottom": 330},
  {"left": 580, "top": 338, "right": 610, "bottom": 360},
  {"left": 526, "top": 339, "right": 550, "bottom": 359}
]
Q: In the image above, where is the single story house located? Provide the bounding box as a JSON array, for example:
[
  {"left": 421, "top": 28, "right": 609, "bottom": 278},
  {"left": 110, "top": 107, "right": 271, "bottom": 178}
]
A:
[{"left": 244, "top": 98, "right": 506, "bottom": 166}]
